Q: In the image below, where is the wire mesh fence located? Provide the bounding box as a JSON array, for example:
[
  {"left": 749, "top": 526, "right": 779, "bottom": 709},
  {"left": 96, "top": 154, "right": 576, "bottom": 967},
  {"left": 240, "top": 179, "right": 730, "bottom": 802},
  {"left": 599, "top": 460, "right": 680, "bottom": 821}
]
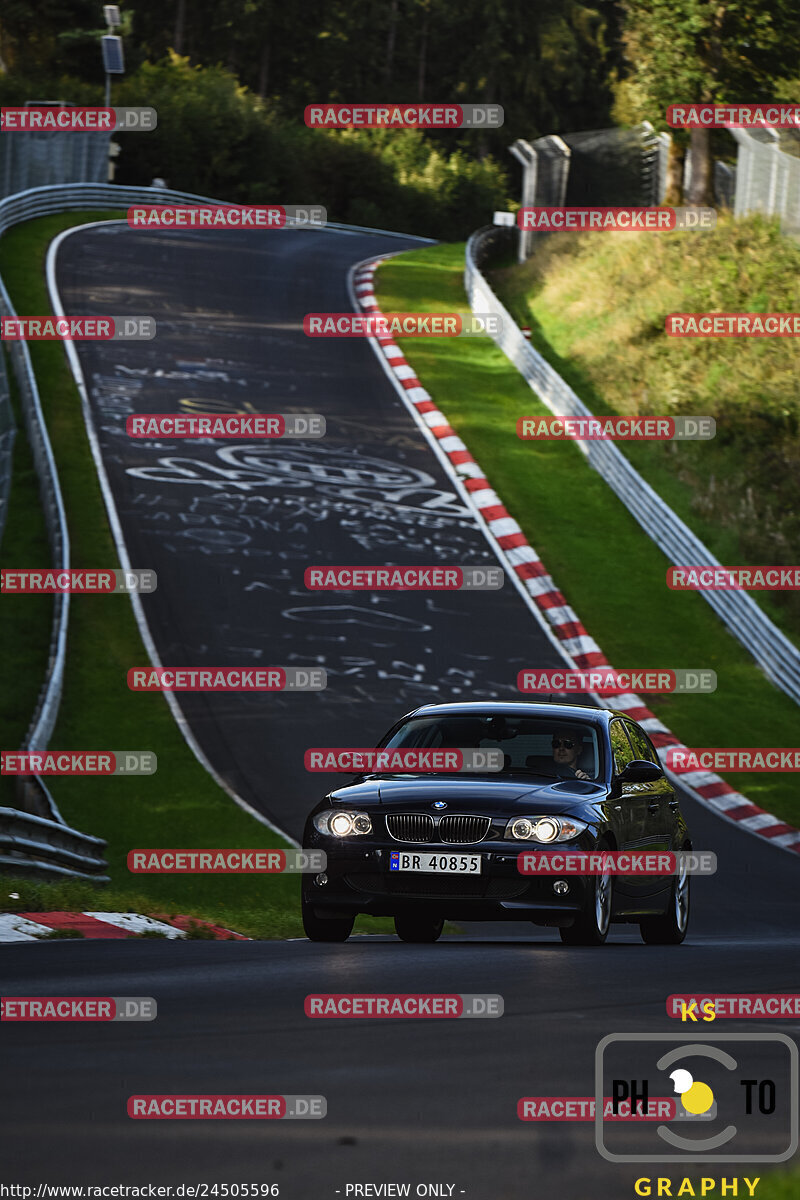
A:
[
  {"left": 562, "top": 123, "right": 667, "bottom": 207},
  {"left": 0, "top": 129, "right": 111, "bottom": 198},
  {"left": 730, "top": 128, "right": 800, "bottom": 237},
  {"left": 511, "top": 122, "right": 669, "bottom": 261}
]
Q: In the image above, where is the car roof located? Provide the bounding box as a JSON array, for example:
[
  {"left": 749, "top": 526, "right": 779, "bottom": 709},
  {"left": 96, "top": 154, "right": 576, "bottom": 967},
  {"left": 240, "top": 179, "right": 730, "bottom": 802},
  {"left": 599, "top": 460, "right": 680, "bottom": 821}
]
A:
[{"left": 403, "top": 700, "right": 615, "bottom": 725}]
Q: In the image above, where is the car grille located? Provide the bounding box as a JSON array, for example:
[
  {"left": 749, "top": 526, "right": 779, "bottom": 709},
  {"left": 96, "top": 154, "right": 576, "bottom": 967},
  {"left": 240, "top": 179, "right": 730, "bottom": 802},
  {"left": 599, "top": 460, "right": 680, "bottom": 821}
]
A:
[
  {"left": 438, "top": 815, "right": 491, "bottom": 844},
  {"left": 344, "top": 873, "right": 529, "bottom": 900},
  {"left": 385, "top": 813, "right": 492, "bottom": 844},
  {"left": 386, "top": 814, "right": 434, "bottom": 842}
]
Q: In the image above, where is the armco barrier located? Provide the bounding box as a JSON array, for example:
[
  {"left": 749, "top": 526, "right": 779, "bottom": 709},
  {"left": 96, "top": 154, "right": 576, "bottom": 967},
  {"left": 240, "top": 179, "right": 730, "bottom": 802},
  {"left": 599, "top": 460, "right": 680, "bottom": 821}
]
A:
[
  {"left": 0, "top": 337, "right": 15, "bottom": 547},
  {"left": 0, "top": 805, "right": 108, "bottom": 882},
  {"left": 464, "top": 226, "right": 800, "bottom": 708},
  {"left": 0, "top": 271, "right": 70, "bottom": 753}
]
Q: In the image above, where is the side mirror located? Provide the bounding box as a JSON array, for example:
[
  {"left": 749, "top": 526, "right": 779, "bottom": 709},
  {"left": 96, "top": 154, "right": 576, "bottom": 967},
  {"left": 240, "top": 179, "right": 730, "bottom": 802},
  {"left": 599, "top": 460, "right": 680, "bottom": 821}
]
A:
[{"left": 618, "top": 759, "right": 662, "bottom": 783}]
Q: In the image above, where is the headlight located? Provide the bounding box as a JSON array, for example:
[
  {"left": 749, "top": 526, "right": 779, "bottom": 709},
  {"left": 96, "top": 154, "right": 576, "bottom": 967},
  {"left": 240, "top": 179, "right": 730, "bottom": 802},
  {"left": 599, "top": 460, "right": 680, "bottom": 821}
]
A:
[
  {"left": 505, "top": 816, "right": 587, "bottom": 842},
  {"left": 313, "top": 809, "right": 373, "bottom": 837}
]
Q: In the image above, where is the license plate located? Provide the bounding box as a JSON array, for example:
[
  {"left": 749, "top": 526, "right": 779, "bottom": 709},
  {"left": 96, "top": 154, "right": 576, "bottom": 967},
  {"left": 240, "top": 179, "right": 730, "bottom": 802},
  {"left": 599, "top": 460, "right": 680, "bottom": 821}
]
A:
[{"left": 389, "top": 851, "right": 482, "bottom": 875}]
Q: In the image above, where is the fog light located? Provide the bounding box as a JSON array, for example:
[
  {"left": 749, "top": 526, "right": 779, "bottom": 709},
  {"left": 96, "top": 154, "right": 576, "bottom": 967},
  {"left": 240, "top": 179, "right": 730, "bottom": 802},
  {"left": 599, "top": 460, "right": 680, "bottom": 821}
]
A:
[
  {"left": 314, "top": 873, "right": 328, "bottom": 887},
  {"left": 553, "top": 880, "right": 569, "bottom": 895}
]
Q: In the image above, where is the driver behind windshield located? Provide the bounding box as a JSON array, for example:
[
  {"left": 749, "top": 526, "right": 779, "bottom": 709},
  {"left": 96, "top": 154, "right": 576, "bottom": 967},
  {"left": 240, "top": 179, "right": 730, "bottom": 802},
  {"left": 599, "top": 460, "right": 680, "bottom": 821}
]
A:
[{"left": 551, "top": 727, "right": 591, "bottom": 780}]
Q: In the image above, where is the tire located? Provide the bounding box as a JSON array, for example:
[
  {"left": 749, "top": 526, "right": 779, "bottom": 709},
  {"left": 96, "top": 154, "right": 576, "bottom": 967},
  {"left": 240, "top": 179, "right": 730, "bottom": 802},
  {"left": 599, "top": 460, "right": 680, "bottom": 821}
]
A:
[
  {"left": 559, "top": 845, "right": 613, "bottom": 946},
  {"left": 395, "top": 913, "right": 444, "bottom": 944},
  {"left": 301, "top": 887, "right": 354, "bottom": 942},
  {"left": 640, "top": 856, "right": 690, "bottom": 945}
]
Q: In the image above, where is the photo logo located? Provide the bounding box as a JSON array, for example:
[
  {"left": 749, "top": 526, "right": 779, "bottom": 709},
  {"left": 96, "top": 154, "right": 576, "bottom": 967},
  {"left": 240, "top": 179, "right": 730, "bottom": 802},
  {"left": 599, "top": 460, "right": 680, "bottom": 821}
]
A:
[
  {"left": 304, "top": 748, "right": 504, "bottom": 773},
  {"left": 303, "top": 313, "right": 501, "bottom": 337},
  {"left": 127, "top": 667, "right": 326, "bottom": 691},
  {"left": 304, "top": 104, "right": 503, "bottom": 129},
  {"left": 667, "top": 313, "right": 800, "bottom": 337},
  {"left": 1, "top": 997, "right": 156, "bottom": 1021},
  {"left": 1, "top": 752, "right": 156, "bottom": 776},
  {"left": 1, "top": 317, "right": 155, "bottom": 341},
  {"left": 669, "top": 996, "right": 800, "bottom": 1021},
  {"left": 517, "top": 417, "right": 715, "bottom": 440},
  {"left": 126, "top": 414, "right": 325, "bottom": 439},
  {"left": 127, "top": 206, "right": 326, "bottom": 229},
  {"left": 128, "top": 849, "right": 325, "bottom": 874},
  {"left": 667, "top": 566, "right": 800, "bottom": 591},
  {"left": 0, "top": 106, "right": 157, "bottom": 131},
  {"left": 517, "top": 208, "right": 716, "bottom": 232},
  {"left": 1, "top": 569, "right": 156, "bottom": 593},
  {"left": 667, "top": 104, "right": 800, "bottom": 129},
  {"left": 665, "top": 747, "right": 800, "bottom": 772},
  {"left": 128, "top": 1095, "right": 326, "bottom": 1119},
  {"left": 595, "top": 1033, "right": 798, "bottom": 1162},
  {"left": 305, "top": 566, "right": 503, "bottom": 591},
  {"left": 518, "top": 851, "right": 717, "bottom": 876},
  {"left": 305, "top": 994, "right": 503, "bottom": 1018},
  {"left": 518, "top": 669, "right": 716, "bottom": 695},
  {"left": 519, "top": 1096, "right": 677, "bottom": 1121}
]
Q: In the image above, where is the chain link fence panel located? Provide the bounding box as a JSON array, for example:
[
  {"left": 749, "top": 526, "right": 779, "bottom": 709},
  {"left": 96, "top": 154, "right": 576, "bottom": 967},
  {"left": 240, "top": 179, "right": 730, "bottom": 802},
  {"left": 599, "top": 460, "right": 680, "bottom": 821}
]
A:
[
  {"left": 0, "top": 129, "right": 111, "bottom": 198},
  {"left": 731, "top": 128, "right": 800, "bottom": 237}
]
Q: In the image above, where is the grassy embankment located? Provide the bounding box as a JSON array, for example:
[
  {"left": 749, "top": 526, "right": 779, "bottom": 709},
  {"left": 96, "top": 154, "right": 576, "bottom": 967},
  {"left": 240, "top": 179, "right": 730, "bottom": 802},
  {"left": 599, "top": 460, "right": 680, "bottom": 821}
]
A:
[{"left": 374, "top": 238, "right": 800, "bottom": 830}]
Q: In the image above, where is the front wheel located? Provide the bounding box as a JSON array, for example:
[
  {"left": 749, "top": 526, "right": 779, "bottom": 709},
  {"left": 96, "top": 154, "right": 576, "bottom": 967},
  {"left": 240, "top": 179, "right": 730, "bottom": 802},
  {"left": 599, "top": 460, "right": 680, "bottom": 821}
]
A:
[
  {"left": 301, "top": 887, "right": 354, "bottom": 942},
  {"left": 559, "top": 852, "right": 613, "bottom": 946},
  {"left": 395, "top": 913, "right": 444, "bottom": 943},
  {"left": 640, "top": 858, "right": 690, "bottom": 945}
]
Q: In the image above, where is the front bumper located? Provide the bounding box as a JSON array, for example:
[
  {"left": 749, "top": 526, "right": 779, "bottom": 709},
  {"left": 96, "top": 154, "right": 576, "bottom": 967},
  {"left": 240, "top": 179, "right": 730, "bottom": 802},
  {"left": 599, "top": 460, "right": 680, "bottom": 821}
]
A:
[{"left": 303, "top": 838, "right": 589, "bottom": 924}]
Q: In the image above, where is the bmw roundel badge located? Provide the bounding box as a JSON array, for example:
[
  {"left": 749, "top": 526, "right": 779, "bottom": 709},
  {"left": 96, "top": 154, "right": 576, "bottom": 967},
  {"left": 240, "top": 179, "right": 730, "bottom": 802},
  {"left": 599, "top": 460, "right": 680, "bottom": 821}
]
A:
[{"left": 432, "top": 801, "right": 448, "bottom": 810}]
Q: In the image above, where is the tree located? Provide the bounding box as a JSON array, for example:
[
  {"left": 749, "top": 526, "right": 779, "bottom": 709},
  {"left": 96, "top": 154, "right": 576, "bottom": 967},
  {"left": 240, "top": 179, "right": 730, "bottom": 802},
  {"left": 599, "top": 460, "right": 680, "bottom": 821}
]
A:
[
  {"left": 0, "top": 0, "right": 100, "bottom": 79},
  {"left": 613, "top": 0, "right": 800, "bottom": 204}
]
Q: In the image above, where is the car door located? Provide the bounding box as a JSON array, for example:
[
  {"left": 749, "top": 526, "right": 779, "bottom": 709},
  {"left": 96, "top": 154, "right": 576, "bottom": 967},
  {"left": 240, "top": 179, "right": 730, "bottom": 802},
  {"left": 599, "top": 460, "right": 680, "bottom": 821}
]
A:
[
  {"left": 624, "top": 718, "right": 674, "bottom": 901},
  {"left": 608, "top": 718, "right": 653, "bottom": 909}
]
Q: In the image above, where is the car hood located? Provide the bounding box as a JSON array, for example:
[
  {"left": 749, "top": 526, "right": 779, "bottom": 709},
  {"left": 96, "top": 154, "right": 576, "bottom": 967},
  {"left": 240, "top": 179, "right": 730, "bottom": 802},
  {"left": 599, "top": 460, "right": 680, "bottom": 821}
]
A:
[{"left": 329, "top": 775, "right": 607, "bottom": 811}]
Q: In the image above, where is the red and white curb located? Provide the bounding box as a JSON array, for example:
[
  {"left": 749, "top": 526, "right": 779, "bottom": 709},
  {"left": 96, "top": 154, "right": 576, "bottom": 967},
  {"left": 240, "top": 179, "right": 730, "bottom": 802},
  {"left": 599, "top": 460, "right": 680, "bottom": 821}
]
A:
[
  {"left": 0, "top": 912, "right": 250, "bottom": 942},
  {"left": 351, "top": 258, "right": 800, "bottom": 858}
]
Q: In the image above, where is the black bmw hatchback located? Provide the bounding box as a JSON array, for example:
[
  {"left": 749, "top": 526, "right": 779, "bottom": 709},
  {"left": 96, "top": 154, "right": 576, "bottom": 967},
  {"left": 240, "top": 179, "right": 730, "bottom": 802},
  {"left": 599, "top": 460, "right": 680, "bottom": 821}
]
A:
[{"left": 301, "top": 701, "right": 692, "bottom": 946}]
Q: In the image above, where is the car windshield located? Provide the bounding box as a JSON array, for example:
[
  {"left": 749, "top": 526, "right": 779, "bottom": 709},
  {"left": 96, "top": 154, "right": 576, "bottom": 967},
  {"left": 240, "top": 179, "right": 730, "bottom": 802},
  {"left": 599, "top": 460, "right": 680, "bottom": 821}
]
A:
[{"left": 380, "top": 714, "right": 603, "bottom": 781}]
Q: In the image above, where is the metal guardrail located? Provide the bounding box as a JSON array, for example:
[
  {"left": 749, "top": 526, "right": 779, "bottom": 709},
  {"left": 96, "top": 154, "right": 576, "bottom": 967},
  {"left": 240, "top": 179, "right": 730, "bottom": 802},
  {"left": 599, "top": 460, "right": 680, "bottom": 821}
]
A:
[
  {"left": 0, "top": 340, "right": 15, "bottom": 547},
  {"left": 464, "top": 226, "right": 800, "bottom": 707},
  {"left": 0, "top": 271, "right": 71, "bottom": 753},
  {"left": 0, "top": 806, "right": 108, "bottom": 882},
  {"left": 0, "top": 181, "right": 436, "bottom": 241}
]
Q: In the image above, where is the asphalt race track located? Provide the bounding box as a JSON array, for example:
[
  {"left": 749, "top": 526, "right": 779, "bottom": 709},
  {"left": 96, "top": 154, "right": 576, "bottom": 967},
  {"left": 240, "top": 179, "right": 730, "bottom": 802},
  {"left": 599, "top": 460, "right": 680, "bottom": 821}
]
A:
[
  {"left": 4, "top": 858, "right": 800, "bottom": 1200},
  {"left": 51, "top": 222, "right": 576, "bottom": 838},
  {"left": 3, "top": 225, "right": 799, "bottom": 1198}
]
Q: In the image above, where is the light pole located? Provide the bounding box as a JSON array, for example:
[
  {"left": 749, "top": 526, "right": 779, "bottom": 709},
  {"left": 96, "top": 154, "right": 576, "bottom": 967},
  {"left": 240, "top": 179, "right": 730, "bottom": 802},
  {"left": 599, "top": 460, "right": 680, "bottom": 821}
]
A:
[{"left": 101, "top": 5, "right": 124, "bottom": 108}]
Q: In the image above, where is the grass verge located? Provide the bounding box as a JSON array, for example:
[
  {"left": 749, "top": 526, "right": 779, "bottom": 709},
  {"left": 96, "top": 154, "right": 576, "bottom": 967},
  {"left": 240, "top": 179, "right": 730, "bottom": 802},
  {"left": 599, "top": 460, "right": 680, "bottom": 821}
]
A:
[
  {"left": 374, "top": 242, "right": 800, "bottom": 830},
  {"left": 0, "top": 345, "right": 52, "bottom": 761},
  {"left": 753, "top": 1170, "right": 800, "bottom": 1199},
  {"left": 489, "top": 214, "right": 800, "bottom": 641},
  {"left": 0, "top": 212, "right": 391, "bottom": 938}
]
